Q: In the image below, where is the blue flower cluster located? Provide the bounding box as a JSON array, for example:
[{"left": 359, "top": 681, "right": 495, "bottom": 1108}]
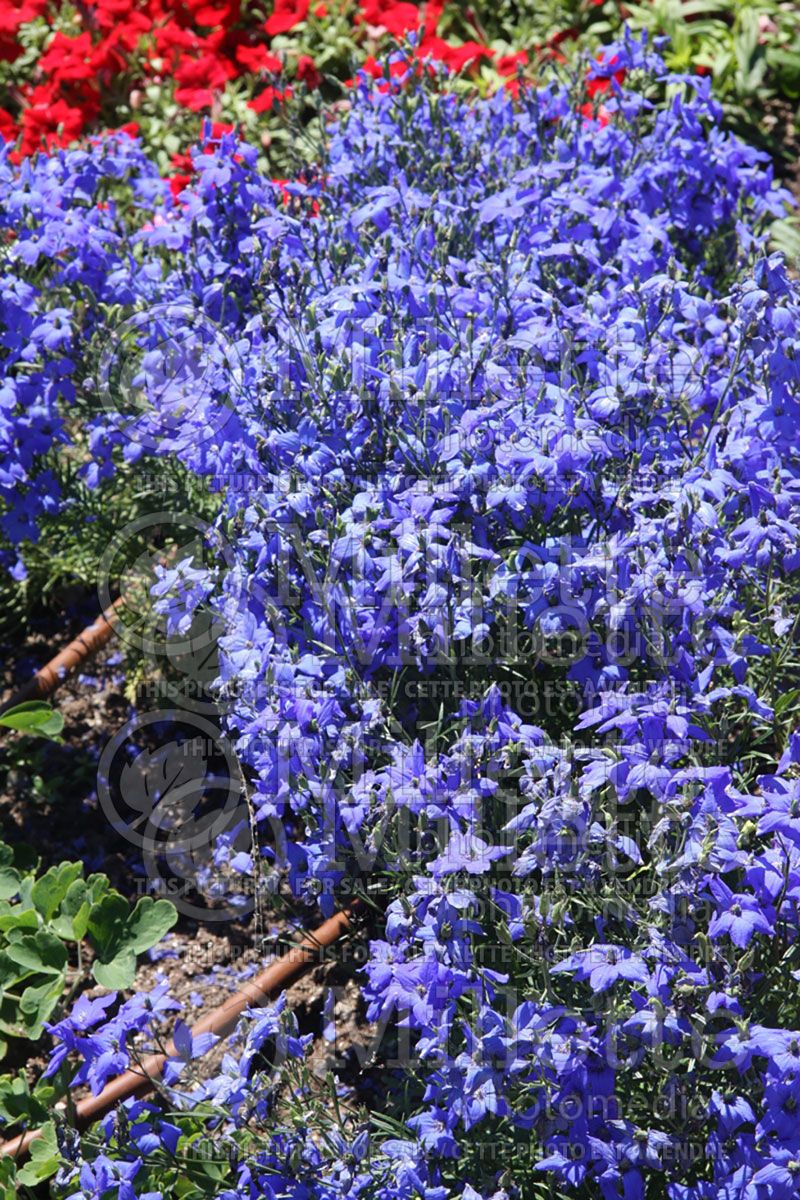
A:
[
  {"left": 13, "top": 30, "right": 800, "bottom": 1200},
  {"left": 0, "top": 135, "right": 168, "bottom": 577}
]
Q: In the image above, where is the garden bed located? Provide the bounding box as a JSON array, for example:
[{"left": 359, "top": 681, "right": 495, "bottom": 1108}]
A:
[{"left": 1, "top": 8, "right": 800, "bottom": 1200}]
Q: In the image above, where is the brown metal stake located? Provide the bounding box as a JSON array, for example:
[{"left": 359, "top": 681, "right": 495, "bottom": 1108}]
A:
[{"left": 0, "top": 595, "right": 127, "bottom": 716}]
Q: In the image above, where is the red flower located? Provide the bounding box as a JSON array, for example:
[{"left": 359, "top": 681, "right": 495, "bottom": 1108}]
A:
[
  {"left": 90, "top": 35, "right": 129, "bottom": 77},
  {"left": 236, "top": 44, "right": 282, "bottom": 72},
  {"left": 0, "top": 0, "right": 46, "bottom": 64},
  {"left": 549, "top": 27, "right": 578, "bottom": 49},
  {"left": 0, "top": 106, "right": 17, "bottom": 143},
  {"left": 296, "top": 53, "right": 321, "bottom": 88},
  {"left": 172, "top": 149, "right": 195, "bottom": 172},
  {"left": 109, "top": 121, "right": 140, "bottom": 138},
  {"left": 248, "top": 84, "right": 289, "bottom": 112},
  {"left": 174, "top": 49, "right": 237, "bottom": 109},
  {"left": 494, "top": 49, "right": 527, "bottom": 95},
  {"left": 495, "top": 50, "right": 527, "bottom": 76},
  {"left": 264, "top": 0, "right": 309, "bottom": 37},
  {"left": 184, "top": 0, "right": 241, "bottom": 26},
  {"left": 154, "top": 22, "right": 200, "bottom": 59},
  {"left": 0, "top": 0, "right": 46, "bottom": 33},
  {"left": 352, "top": 54, "right": 417, "bottom": 90},
  {"left": 579, "top": 100, "right": 611, "bottom": 128},
  {"left": 92, "top": 0, "right": 150, "bottom": 45},
  {"left": 205, "top": 120, "right": 235, "bottom": 141},
  {"left": 358, "top": 1, "right": 420, "bottom": 38},
  {"left": 169, "top": 172, "right": 192, "bottom": 200},
  {"left": 168, "top": 148, "right": 193, "bottom": 198},
  {"left": 271, "top": 176, "right": 320, "bottom": 215},
  {"left": 271, "top": 176, "right": 290, "bottom": 202},
  {"left": 418, "top": 35, "right": 492, "bottom": 74},
  {"left": 18, "top": 87, "right": 95, "bottom": 156},
  {"left": 38, "top": 32, "right": 96, "bottom": 83},
  {"left": 423, "top": 0, "right": 445, "bottom": 32},
  {"left": 360, "top": 55, "right": 403, "bottom": 78}
]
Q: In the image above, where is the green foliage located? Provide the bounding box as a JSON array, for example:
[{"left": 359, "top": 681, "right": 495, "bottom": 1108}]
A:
[
  {"left": 88, "top": 894, "right": 178, "bottom": 989},
  {"left": 0, "top": 702, "right": 64, "bottom": 742},
  {"left": 0, "top": 840, "right": 176, "bottom": 1043},
  {"left": 0, "top": 1156, "right": 18, "bottom": 1200},
  {"left": 16, "top": 1121, "right": 60, "bottom": 1188}
]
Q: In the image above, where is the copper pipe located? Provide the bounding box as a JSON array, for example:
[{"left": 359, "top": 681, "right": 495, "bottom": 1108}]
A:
[
  {"left": 0, "top": 905, "right": 356, "bottom": 1160},
  {"left": 0, "top": 595, "right": 127, "bottom": 715}
]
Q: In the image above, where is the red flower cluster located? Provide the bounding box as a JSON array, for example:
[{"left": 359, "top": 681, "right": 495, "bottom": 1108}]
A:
[
  {"left": 0, "top": 0, "right": 325, "bottom": 157},
  {"left": 357, "top": 1, "right": 497, "bottom": 74},
  {"left": 0, "top": 0, "right": 47, "bottom": 65},
  {"left": 0, "top": 0, "right": 538, "bottom": 161}
]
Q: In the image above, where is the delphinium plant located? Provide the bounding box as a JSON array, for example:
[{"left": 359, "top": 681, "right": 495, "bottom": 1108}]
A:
[{"left": 2, "top": 27, "right": 800, "bottom": 1200}]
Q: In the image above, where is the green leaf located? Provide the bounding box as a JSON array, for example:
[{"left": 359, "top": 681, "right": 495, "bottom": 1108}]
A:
[
  {"left": 84, "top": 873, "right": 112, "bottom": 906},
  {"left": 0, "top": 905, "right": 39, "bottom": 934},
  {"left": 18, "top": 976, "right": 65, "bottom": 1034},
  {"left": 0, "top": 1073, "right": 52, "bottom": 1127},
  {"left": 770, "top": 215, "right": 800, "bottom": 262},
  {"left": 89, "top": 895, "right": 177, "bottom": 989},
  {"left": 5, "top": 930, "right": 68, "bottom": 975},
  {"left": 0, "top": 950, "right": 24, "bottom": 989},
  {"left": 0, "top": 701, "right": 64, "bottom": 742},
  {"left": 31, "top": 861, "right": 84, "bottom": 921},
  {"left": 125, "top": 897, "right": 179, "bottom": 954},
  {"left": 0, "top": 1157, "right": 17, "bottom": 1200},
  {"left": 86, "top": 892, "right": 130, "bottom": 958},
  {"left": 92, "top": 947, "right": 137, "bottom": 990},
  {"left": 50, "top": 879, "right": 92, "bottom": 941},
  {"left": 775, "top": 688, "right": 800, "bottom": 716},
  {"left": 17, "top": 1121, "right": 60, "bottom": 1187},
  {"left": 0, "top": 869, "right": 21, "bottom": 903}
]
